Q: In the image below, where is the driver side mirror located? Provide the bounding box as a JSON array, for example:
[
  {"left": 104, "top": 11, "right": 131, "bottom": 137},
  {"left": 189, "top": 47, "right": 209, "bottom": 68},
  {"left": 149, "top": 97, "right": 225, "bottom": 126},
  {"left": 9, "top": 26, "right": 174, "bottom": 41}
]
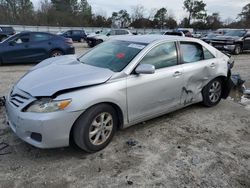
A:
[
  {"left": 135, "top": 64, "right": 155, "bottom": 74},
  {"left": 106, "top": 33, "right": 110, "bottom": 36}
]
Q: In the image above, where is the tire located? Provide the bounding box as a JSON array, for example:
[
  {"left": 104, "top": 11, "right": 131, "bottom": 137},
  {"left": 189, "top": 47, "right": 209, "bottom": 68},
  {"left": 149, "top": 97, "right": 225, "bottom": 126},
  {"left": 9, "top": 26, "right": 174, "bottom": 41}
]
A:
[
  {"left": 50, "top": 50, "right": 63, "bottom": 57},
  {"left": 95, "top": 39, "right": 103, "bottom": 46},
  {"left": 202, "top": 78, "right": 222, "bottom": 107},
  {"left": 234, "top": 44, "right": 242, "bottom": 55},
  {"left": 73, "top": 104, "right": 118, "bottom": 153}
]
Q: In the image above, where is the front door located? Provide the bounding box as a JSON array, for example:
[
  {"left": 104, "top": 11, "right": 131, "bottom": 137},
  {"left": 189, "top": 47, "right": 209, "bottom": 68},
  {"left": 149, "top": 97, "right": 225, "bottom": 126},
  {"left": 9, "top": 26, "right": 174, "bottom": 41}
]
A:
[
  {"left": 127, "top": 42, "right": 184, "bottom": 122},
  {"left": 2, "top": 33, "right": 32, "bottom": 63},
  {"left": 243, "top": 35, "right": 250, "bottom": 50}
]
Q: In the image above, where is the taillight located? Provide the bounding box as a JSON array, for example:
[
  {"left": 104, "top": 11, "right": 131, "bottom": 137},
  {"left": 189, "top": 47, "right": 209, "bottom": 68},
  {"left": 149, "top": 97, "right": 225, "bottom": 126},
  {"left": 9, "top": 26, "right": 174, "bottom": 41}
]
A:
[{"left": 65, "top": 38, "right": 73, "bottom": 45}]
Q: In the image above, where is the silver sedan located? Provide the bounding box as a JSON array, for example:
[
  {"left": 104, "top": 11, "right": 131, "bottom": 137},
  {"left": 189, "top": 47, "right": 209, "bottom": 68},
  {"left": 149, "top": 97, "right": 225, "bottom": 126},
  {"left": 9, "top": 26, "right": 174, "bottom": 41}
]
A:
[{"left": 5, "top": 35, "right": 233, "bottom": 152}]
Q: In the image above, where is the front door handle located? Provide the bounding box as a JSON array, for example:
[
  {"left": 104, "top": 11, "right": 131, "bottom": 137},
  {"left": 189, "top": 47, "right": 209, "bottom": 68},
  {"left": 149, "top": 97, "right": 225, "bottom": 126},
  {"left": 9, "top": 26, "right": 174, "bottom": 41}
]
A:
[
  {"left": 173, "top": 71, "right": 182, "bottom": 77},
  {"left": 210, "top": 63, "right": 216, "bottom": 68}
]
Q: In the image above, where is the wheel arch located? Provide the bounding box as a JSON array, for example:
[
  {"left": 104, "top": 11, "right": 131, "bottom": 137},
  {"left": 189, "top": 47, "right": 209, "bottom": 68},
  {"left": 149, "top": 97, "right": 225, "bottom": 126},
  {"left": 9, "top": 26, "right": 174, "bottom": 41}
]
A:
[
  {"left": 69, "top": 102, "right": 124, "bottom": 147},
  {"left": 49, "top": 48, "right": 65, "bottom": 56},
  {"left": 203, "top": 74, "right": 231, "bottom": 100}
]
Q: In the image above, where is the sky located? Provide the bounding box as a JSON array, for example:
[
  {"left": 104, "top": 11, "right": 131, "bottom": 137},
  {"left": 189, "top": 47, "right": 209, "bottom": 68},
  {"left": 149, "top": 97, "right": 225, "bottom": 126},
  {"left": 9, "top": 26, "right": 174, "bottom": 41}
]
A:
[{"left": 32, "top": 0, "right": 249, "bottom": 22}]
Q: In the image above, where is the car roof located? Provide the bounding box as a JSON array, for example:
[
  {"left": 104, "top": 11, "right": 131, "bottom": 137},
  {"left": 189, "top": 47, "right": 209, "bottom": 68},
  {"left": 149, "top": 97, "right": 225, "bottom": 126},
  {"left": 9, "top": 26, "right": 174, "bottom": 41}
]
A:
[
  {"left": 19, "top": 31, "right": 56, "bottom": 35},
  {"left": 114, "top": 34, "right": 196, "bottom": 44}
]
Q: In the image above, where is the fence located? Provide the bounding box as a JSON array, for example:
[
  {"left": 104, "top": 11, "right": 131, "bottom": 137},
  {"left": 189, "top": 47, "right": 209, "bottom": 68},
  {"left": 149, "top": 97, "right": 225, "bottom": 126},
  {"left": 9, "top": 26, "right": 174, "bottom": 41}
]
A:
[{"left": 0, "top": 24, "right": 165, "bottom": 34}]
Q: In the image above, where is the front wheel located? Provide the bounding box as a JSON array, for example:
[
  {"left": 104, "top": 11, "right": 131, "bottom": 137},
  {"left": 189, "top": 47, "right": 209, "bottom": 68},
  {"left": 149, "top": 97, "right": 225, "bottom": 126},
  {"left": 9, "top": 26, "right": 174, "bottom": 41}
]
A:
[
  {"left": 234, "top": 44, "right": 242, "bottom": 55},
  {"left": 73, "top": 104, "right": 118, "bottom": 153},
  {"left": 50, "top": 50, "right": 63, "bottom": 57},
  {"left": 202, "top": 78, "right": 222, "bottom": 107}
]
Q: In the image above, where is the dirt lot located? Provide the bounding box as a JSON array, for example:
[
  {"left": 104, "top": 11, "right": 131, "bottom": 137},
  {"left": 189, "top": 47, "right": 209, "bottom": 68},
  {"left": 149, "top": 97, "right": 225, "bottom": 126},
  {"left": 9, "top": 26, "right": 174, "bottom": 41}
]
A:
[{"left": 0, "top": 44, "right": 249, "bottom": 188}]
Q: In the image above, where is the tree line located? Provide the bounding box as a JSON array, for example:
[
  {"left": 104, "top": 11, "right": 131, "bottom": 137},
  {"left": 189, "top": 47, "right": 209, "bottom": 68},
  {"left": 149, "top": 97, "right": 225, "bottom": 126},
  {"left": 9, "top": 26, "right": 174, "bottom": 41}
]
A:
[{"left": 0, "top": 0, "right": 249, "bottom": 29}]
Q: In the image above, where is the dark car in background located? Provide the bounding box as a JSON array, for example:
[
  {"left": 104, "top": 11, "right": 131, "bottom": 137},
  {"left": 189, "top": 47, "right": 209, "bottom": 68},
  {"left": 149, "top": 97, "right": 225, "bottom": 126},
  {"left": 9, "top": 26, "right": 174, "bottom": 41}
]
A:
[
  {"left": 0, "top": 31, "right": 75, "bottom": 65},
  {"left": 0, "top": 26, "right": 15, "bottom": 41},
  {"left": 60, "top": 30, "right": 87, "bottom": 42},
  {"left": 209, "top": 29, "right": 250, "bottom": 55}
]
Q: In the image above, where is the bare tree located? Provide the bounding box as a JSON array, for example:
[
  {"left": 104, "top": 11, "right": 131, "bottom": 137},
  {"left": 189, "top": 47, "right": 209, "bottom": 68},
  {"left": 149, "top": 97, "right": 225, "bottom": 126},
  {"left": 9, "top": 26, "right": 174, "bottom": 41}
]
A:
[{"left": 131, "top": 4, "right": 145, "bottom": 21}]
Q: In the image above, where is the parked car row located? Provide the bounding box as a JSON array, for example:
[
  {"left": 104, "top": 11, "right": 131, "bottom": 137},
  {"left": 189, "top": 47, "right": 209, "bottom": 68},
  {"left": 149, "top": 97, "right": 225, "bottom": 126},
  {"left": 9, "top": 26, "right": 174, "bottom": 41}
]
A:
[{"left": 86, "top": 29, "right": 134, "bottom": 47}]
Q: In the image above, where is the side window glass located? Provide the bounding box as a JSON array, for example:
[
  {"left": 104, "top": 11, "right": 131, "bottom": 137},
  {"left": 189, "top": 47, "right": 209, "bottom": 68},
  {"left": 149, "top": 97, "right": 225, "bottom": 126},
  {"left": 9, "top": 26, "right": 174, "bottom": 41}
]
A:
[
  {"left": 140, "top": 42, "right": 178, "bottom": 69},
  {"left": 115, "top": 30, "right": 121, "bottom": 35},
  {"left": 109, "top": 30, "right": 115, "bottom": 35},
  {"left": 73, "top": 31, "right": 81, "bottom": 35},
  {"left": 203, "top": 47, "right": 215, "bottom": 60},
  {"left": 14, "top": 34, "right": 30, "bottom": 44},
  {"left": 32, "top": 33, "right": 51, "bottom": 42},
  {"left": 180, "top": 42, "right": 203, "bottom": 63}
]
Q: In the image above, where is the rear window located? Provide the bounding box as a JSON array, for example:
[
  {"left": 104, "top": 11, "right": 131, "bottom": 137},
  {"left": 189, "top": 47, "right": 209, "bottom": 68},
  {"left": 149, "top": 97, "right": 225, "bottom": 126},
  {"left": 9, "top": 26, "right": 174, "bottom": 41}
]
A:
[
  {"left": 79, "top": 40, "right": 147, "bottom": 72},
  {"left": 180, "top": 42, "right": 203, "bottom": 63}
]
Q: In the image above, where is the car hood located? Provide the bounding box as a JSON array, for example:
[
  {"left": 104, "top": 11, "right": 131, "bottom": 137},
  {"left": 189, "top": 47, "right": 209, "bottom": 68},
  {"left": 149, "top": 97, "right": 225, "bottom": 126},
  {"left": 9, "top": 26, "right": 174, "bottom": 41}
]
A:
[
  {"left": 16, "top": 55, "right": 114, "bottom": 97},
  {"left": 211, "top": 35, "right": 241, "bottom": 41}
]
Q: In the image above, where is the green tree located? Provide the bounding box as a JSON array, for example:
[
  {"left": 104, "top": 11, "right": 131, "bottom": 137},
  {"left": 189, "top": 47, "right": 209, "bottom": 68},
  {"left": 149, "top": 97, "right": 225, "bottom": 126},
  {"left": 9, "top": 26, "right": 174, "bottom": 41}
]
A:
[
  {"left": 206, "top": 13, "right": 222, "bottom": 30},
  {"left": 239, "top": 3, "right": 250, "bottom": 27},
  {"left": 17, "top": 0, "right": 34, "bottom": 24},
  {"left": 79, "top": 0, "right": 92, "bottom": 26},
  {"left": 154, "top": 8, "right": 168, "bottom": 29},
  {"left": 183, "top": 0, "right": 207, "bottom": 25},
  {"left": 112, "top": 10, "right": 130, "bottom": 28},
  {"left": 166, "top": 16, "right": 177, "bottom": 29}
]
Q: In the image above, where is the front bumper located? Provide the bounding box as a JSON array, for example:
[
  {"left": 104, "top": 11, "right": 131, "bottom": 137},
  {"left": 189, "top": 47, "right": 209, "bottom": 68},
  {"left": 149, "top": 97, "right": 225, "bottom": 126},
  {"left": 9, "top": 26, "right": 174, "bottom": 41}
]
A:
[
  {"left": 212, "top": 44, "right": 236, "bottom": 53},
  {"left": 5, "top": 99, "right": 83, "bottom": 148},
  {"left": 65, "top": 46, "right": 75, "bottom": 55}
]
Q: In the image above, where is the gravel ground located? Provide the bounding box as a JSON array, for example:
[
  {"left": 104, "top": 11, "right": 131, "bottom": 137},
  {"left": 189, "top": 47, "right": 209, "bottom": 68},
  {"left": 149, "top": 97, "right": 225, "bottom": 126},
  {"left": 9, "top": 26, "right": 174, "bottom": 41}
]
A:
[{"left": 0, "top": 44, "right": 249, "bottom": 188}]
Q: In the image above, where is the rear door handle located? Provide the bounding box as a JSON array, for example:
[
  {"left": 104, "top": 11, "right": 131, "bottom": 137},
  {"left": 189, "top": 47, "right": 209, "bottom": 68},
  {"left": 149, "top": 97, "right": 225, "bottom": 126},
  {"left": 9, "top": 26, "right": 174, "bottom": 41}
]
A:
[{"left": 173, "top": 71, "right": 182, "bottom": 77}]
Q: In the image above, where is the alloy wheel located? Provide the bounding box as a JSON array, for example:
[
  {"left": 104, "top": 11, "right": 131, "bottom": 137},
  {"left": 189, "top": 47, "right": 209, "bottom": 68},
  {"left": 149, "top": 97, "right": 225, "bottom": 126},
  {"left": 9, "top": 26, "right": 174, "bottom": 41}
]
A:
[
  {"left": 89, "top": 112, "right": 113, "bottom": 146},
  {"left": 209, "top": 81, "right": 222, "bottom": 103}
]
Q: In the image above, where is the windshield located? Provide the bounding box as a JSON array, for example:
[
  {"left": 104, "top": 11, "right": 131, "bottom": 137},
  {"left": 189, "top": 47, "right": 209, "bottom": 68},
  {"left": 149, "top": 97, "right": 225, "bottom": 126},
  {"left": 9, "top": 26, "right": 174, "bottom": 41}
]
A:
[
  {"left": 79, "top": 40, "right": 147, "bottom": 72},
  {"left": 224, "top": 30, "right": 246, "bottom": 37}
]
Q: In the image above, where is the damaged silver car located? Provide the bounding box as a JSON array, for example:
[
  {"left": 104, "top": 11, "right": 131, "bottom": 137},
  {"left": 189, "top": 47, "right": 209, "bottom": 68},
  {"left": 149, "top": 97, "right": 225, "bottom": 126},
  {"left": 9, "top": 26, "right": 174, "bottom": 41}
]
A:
[{"left": 5, "top": 35, "right": 233, "bottom": 152}]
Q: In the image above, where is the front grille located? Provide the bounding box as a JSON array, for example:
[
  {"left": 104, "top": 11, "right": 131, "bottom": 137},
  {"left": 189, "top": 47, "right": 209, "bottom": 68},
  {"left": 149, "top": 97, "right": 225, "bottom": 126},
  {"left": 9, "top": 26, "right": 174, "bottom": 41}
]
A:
[
  {"left": 9, "top": 88, "right": 33, "bottom": 109},
  {"left": 10, "top": 93, "right": 29, "bottom": 107}
]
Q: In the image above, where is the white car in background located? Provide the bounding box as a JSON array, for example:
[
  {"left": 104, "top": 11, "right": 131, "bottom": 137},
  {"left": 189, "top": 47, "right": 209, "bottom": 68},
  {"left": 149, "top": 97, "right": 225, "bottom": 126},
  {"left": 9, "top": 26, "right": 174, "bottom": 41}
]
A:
[{"left": 86, "top": 29, "right": 133, "bottom": 47}]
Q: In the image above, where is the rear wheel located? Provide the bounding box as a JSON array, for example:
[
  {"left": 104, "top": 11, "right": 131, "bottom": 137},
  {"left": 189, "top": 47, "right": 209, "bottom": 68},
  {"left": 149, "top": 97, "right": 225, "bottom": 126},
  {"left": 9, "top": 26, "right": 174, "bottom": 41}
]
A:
[
  {"left": 50, "top": 50, "right": 63, "bottom": 57},
  {"left": 234, "top": 44, "right": 242, "bottom": 55},
  {"left": 73, "top": 104, "right": 118, "bottom": 153},
  {"left": 202, "top": 78, "right": 222, "bottom": 107}
]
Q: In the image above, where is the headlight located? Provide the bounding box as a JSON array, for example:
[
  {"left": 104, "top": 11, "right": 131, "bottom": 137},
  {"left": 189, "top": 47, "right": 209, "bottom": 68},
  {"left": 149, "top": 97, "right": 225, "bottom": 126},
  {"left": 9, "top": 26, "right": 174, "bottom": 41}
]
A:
[
  {"left": 26, "top": 98, "right": 71, "bottom": 113},
  {"left": 226, "top": 41, "right": 234, "bottom": 45}
]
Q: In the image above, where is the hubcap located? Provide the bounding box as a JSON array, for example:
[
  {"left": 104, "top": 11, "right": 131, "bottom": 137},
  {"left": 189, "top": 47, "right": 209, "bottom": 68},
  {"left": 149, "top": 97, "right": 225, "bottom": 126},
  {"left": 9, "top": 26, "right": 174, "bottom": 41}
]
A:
[
  {"left": 209, "top": 81, "right": 221, "bottom": 103},
  {"left": 52, "top": 52, "right": 62, "bottom": 57},
  {"left": 89, "top": 112, "right": 113, "bottom": 146}
]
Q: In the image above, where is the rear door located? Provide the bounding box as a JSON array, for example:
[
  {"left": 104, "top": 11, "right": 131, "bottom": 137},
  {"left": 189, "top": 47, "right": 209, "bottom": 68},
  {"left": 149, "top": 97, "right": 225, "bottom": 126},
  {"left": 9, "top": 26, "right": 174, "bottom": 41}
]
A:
[
  {"left": 179, "top": 41, "right": 219, "bottom": 105},
  {"left": 127, "top": 42, "right": 184, "bottom": 122},
  {"left": 29, "top": 33, "right": 53, "bottom": 61}
]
